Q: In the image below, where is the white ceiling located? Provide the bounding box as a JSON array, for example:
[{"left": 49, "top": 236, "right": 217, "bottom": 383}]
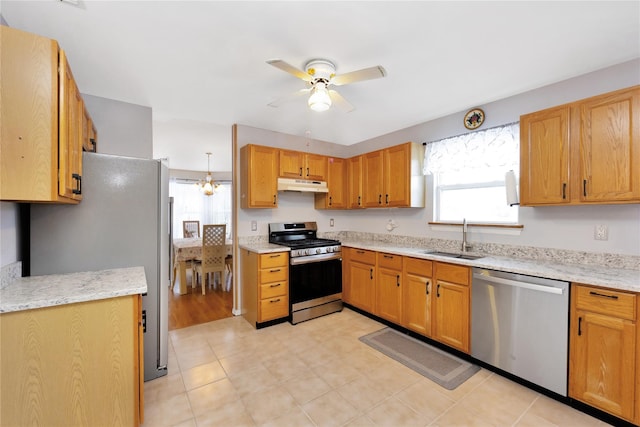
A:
[{"left": 1, "top": 1, "right": 639, "bottom": 172}]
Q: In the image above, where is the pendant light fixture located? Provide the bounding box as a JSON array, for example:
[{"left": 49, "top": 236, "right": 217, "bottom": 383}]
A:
[{"left": 198, "top": 152, "right": 218, "bottom": 196}]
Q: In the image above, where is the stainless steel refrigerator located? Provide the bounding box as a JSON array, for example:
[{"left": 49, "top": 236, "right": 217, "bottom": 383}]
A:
[{"left": 30, "top": 152, "right": 169, "bottom": 382}]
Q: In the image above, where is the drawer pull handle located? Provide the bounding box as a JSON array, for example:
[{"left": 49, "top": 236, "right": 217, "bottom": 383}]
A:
[
  {"left": 589, "top": 291, "right": 618, "bottom": 300},
  {"left": 356, "top": 250, "right": 365, "bottom": 254},
  {"left": 396, "top": 274, "right": 400, "bottom": 287},
  {"left": 437, "top": 283, "right": 440, "bottom": 298},
  {"left": 269, "top": 254, "right": 281, "bottom": 258},
  {"left": 425, "top": 281, "right": 429, "bottom": 295},
  {"left": 578, "top": 316, "right": 582, "bottom": 336},
  {"left": 270, "top": 283, "right": 282, "bottom": 288},
  {"left": 370, "top": 268, "right": 374, "bottom": 280},
  {"left": 383, "top": 255, "right": 393, "bottom": 259},
  {"left": 270, "top": 298, "right": 281, "bottom": 303},
  {"left": 562, "top": 183, "right": 567, "bottom": 199},
  {"left": 270, "top": 269, "right": 281, "bottom": 273}
]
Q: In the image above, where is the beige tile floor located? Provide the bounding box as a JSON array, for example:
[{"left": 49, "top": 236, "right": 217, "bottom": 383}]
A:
[{"left": 143, "top": 308, "right": 611, "bottom": 427}]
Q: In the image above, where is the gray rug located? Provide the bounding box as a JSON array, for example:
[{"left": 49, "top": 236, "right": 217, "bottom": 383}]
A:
[{"left": 359, "top": 328, "right": 480, "bottom": 390}]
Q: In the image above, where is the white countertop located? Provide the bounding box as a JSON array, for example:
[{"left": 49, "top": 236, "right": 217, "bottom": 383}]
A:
[
  {"left": 239, "top": 242, "right": 291, "bottom": 254},
  {"left": 0, "top": 266, "right": 148, "bottom": 314},
  {"left": 341, "top": 241, "right": 640, "bottom": 293}
]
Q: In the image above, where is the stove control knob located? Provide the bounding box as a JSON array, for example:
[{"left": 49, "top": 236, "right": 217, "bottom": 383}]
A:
[{"left": 325, "top": 247, "right": 333, "bottom": 253}]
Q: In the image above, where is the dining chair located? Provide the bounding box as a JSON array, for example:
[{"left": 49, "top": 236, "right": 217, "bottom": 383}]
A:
[
  {"left": 193, "top": 224, "right": 226, "bottom": 295},
  {"left": 224, "top": 254, "right": 233, "bottom": 292},
  {"left": 183, "top": 220, "right": 200, "bottom": 238}
]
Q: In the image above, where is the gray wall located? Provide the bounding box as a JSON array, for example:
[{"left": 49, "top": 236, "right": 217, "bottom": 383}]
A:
[
  {"left": 236, "top": 59, "right": 640, "bottom": 257},
  {"left": 83, "top": 94, "right": 153, "bottom": 158}
]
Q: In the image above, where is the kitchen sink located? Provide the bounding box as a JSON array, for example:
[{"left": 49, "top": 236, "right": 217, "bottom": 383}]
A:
[{"left": 422, "top": 251, "right": 484, "bottom": 260}]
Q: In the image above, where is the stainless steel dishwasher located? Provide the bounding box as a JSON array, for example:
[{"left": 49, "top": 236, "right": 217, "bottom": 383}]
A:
[{"left": 471, "top": 268, "right": 569, "bottom": 396}]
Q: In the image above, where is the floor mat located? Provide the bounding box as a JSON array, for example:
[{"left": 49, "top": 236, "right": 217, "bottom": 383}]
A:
[{"left": 359, "top": 328, "right": 480, "bottom": 390}]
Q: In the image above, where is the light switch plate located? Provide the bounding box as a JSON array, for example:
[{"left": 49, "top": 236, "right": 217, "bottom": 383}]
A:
[
  {"left": 251, "top": 220, "right": 257, "bottom": 231},
  {"left": 594, "top": 224, "right": 608, "bottom": 240}
]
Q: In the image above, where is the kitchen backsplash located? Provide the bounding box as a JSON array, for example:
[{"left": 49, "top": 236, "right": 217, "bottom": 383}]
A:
[{"left": 1, "top": 261, "right": 22, "bottom": 289}]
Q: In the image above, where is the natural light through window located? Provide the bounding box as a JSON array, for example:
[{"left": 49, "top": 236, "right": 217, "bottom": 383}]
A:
[
  {"left": 170, "top": 180, "right": 232, "bottom": 238},
  {"left": 425, "top": 123, "right": 520, "bottom": 224}
]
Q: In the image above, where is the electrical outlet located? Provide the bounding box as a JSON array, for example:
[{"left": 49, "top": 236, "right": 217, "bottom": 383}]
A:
[
  {"left": 251, "top": 220, "right": 257, "bottom": 232},
  {"left": 594, "top": 225, "right": 608, "bottom": 241}
]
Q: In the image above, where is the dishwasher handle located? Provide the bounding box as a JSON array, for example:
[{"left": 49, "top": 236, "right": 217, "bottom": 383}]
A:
[{"left": 473, "top": 273, "right": 565, "bottom": 295}]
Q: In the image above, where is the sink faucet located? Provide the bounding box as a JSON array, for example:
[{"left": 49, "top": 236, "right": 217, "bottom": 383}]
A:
[{"left": 461, "top": 218, "right": 472, "bottom": 252}]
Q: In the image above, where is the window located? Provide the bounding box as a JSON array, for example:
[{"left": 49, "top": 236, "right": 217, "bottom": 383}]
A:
[
  {"left": 424, "top": 123, "right": 519, "bottom": 224},
  {"left": 170, "top": 179, "right": 232, "bottom": 238}
]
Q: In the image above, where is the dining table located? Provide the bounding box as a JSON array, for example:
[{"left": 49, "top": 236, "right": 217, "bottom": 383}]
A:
[{"left": 172, "top": 237, "right": 233, "bottom": 295}]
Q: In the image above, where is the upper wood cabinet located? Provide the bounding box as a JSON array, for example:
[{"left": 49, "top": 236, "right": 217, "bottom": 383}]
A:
[
  {"left": 1, "top": 26, "right": 86, "bottom": 203},
  {"left": 82, "top": 104, "right": 98, "bottom": 153},
  {"left": 241, "top": 144, "right": 278, "bottom": 208},
  {"left": 347, "top": 155, "right": 364, "bottom": 209},
  {"left": 362, "top": 142, "right": 425, "bottom": 208},
  {"left": 520, "top": 86, "right": 640, "bottom": 206},
  {"left": 315, "top": 156, "right": 347, "bottom": 209},
  {"left": 279, "top": 149, "right": 327, "bottom": 181}
]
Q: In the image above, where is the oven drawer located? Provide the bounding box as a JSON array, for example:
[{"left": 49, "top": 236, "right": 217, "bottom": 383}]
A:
[
  {"left": 259, "top": 252, "right": 288, "bottom": 269},
  {"left": 260, "top": 295, "right": 289, "bottom": 321},
  {"left": 259, "top": 267, "right": 288, "bottom": 283},
  {"left": 260, "top": 281, "right": 288, "bottom": 299}
]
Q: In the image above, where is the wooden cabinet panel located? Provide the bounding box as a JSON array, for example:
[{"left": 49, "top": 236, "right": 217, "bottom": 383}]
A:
[
  {"left": 315, "top": 156, "right": 347, "bottom": 209},
  {"left": 259, "top": 252, "right": 288, "bottom": 269},
  {"left": 260, "top": 295, "right": 289, "bottom": 321},
  {"left": 376, "top": 253, "right": 403, "bottom": 323},
  {"left": 241, "top": 144, "right": 278, "bottom": 208},
  {"left": 362, "top": 149, "right": 385, "bottom": 207},
  {"left": 345, "top": 248, "right": 376, "bottom": 313},
  {"left": 347, "top": 155, "right": 364, "bottom": 209},
  {"left": 520, "top": 105, "right": 570, "bottom": 205},
  {"left": 579, "top": 88, "right": 640, "bottom": 202},
  {"left": 569, "top": 284, "right": 637, "bottom": 423},
  {"left": 384, "top": 143, "right": 410, "bottom": 207},
  {"left": 0, "top": 296, "right": 142, "bottom": 426},
  {"left": 279, "top": 150, "right": 327, "bottom": 180},
  {"left": 433, "top": 279, "right": 470, "bottom": 353},
  {"left": 242, "top": 250, "right": 289, "bottom": 326},
  {"left": 521, "top": 86, "right": 640, "bottom": 206},
  {"left": 402, "top": 257, "right": 433, "bottom": 336},
  {"left": 0, "top": 26, "right": 86, "bottom": 203}
]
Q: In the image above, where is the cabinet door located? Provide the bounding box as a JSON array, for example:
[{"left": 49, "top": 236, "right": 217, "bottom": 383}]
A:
[
  {"left": 570, "top": 309, "right": 636, "bottom": 421},
  {"left": 349, "top": 261, "right": 375, "bottom": 313},
  {"left": 83, "top": 106, "right": 97, "bottom": 152},
  {"left": 279, "top": 149, "right": 304, "bottom": 178},
  {"left": 433, "top": 280, "right": 470, "bottom": 352},
  {"left": 348, "top": 156, "right": 364, "bottom": 209},
  {"left": 363, "top": 150, "right": 384, "bottom": 207},
  {"left": 376, "top": 266, "right": 402, "bottom": 323},
  {"left": 384, "top": 144, "right": 410, "bottom": 207},
  {"left": 402, "top": 259, "right": 432, "bottom": 337},
  {"left": 306, "top": 153, "right": 327, "bottom": 181},
  {"left": 58, "top": 50, "right": 83, "bottom": 201},
  {"left": 242, "top": 145, "right": 278, "bottom": 208},
  {"left": 326, "top": 157, "right": 346, "bottom": 208},
  {"left": 579, "top": 87, "right": 640, "bottom": 202},
  {"left": 520, "top": 105, "right": 570, "bottom": 205}
]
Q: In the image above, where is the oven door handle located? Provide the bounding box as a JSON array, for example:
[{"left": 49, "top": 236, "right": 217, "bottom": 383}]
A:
[{"left": 290, "top": 252, "right": 342, "bottom": 265}]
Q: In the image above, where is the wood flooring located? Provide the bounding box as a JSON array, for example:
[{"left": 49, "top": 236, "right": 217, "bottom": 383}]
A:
[{"left": 168, "top": 271, "right": 233, "bottom": 330}]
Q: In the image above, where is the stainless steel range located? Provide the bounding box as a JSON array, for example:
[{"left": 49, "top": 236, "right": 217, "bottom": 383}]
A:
[{"left": 269, "top": 222, "right": 342, "bottom": 324}]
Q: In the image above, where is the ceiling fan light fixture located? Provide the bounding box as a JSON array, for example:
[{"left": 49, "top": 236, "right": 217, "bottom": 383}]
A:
[{"left": 308, "top": 82, "right": 331, "bottom": 112}]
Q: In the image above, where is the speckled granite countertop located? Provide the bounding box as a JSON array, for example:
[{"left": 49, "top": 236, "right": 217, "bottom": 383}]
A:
[
  {"left": 342, "top": 241, "right": 640, "bottom": 293},
  {"left": 0, "top": 267, "right": 147, "bottom": 314},
  {"left": 239, "top": 242, "right": 291, "bottom": 254}
]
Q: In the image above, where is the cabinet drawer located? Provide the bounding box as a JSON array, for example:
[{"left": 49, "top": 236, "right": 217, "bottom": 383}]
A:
[
  {"left": 435, "top": 262, "right": 469, "bottom": 286},
  {"left": 259, "top": 266, "right": 288, "bottom": 284},
  {"left": 260, "top": 281, "right": 288, "bottom": 299},
  {"left": 574, "top": 284, "right": 636, "bottom": 321},
  {"left": 259, "top": 252, "right": 288, "bottom": 269},
  {"left": 260, "top": 295, "right": 289, "bottom": 321},
  {"left": 378, "top": 252, "right": 402, "bottom": 270},
  {"left": 404, "top": 257, "right": 433, "bottom": 277},
  {"left": 349, "top": 248, "right": 376, "bottom": 265}
]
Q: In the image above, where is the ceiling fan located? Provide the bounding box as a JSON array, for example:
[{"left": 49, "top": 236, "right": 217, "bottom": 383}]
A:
[{"left": 266, "top": 58, "right": 386, "bottom": 112}]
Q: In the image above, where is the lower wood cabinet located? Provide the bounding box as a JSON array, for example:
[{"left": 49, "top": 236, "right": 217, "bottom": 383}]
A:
[
  {"left": 432, "top": 262, "right": 470, "bottom": 353},
  {"left": 569, "top": 283, "right": 638, "bottom": 424},
  {"left": 402, "top": 257, "right": 433, "bottom": 337},
  {"left": 0, "top": 295, "right": 144, "bottom": 426},
  {"left": 343, "top": 248, "right": 376, "bottom": 313},
  {"left": 241, "top": 249, "right": 289, "bottom": 327},
  {"left": 376, "top": 252, "right": 403, "bottom": 324}
]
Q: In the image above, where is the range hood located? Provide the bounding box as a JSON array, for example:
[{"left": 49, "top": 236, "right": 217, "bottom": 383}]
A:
[{"left": 277, "top": 177, "right": 329, "bottom": 193}]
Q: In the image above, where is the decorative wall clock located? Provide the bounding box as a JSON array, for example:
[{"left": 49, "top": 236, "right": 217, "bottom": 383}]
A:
[{"left": 464, "top": 108, "right": 485, "bottom": 130}]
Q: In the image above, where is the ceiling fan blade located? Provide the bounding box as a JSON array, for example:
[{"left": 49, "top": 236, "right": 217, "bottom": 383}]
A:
[
  {"left": 332, "top": 65, "right": 387, "bottom": 86},
  {"left": 328, "top": 90, "right": 355, "bottom": 113},
  {"left": 266, "top": 59, "right": 313, "bottom": 82},
  {"left": 268, "top": 88, "right": 310, "bottom": 108}
]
